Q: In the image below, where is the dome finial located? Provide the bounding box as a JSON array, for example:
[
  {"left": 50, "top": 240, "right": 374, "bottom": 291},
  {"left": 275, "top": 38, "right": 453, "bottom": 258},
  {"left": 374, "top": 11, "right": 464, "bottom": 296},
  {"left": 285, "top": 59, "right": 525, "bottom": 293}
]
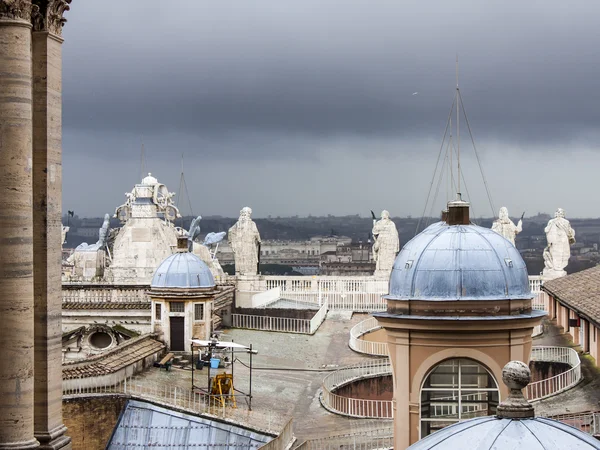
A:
[{"left": 496, "top": 361, "right": 535, "bottom": 419}]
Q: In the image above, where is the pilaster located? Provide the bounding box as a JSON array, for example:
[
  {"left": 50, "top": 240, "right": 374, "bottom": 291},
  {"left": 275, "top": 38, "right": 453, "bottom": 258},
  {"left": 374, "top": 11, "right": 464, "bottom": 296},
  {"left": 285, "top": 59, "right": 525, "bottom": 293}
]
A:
[
  {"left": 31, "top": 1, "right": 71, "bottom": 448},
  {"left": 0, "top": 1, "right": 38, "bottom": 448}
]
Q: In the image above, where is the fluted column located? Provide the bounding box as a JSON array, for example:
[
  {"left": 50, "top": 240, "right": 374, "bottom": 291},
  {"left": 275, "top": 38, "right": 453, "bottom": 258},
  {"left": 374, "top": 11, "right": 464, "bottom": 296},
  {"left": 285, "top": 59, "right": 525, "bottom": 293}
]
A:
[
  {"left": 31, "top": 1, "right": 71, "bottom": 449},
  {"left": 0, "top": 1, "right": 38, "bottom": 448}
]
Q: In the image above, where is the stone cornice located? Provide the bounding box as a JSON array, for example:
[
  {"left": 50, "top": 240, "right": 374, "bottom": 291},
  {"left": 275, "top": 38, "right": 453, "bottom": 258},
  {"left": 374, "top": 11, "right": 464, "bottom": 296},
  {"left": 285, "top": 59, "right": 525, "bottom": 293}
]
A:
[
  {"left": 31, "top": 0, "right": 70, "bottom": 36},
  {"left": 0, "top": 0, "right": 33, "bottom": 22}
]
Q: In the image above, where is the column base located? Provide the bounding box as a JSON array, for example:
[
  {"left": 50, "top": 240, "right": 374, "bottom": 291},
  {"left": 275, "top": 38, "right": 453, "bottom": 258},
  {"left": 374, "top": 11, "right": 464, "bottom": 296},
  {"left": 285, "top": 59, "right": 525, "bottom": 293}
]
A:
[
  {"left": 35, "top": 424, "right": 71, "bottom": 450},
  {"left": 0, "top": 438, "right": 40, "bottom": 450}
]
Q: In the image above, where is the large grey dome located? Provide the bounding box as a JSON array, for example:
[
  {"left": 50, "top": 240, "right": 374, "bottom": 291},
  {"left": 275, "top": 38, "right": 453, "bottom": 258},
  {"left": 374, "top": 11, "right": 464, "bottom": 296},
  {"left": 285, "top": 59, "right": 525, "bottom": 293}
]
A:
[
  {"left": 388, "top": 222, "right": 532, "bottom": 301},
  {"left": 151, "top": 252, "right": 215, "bottom": 289},
  {"left": 408, "top": 416, "right": 600, "bottom": 449}
]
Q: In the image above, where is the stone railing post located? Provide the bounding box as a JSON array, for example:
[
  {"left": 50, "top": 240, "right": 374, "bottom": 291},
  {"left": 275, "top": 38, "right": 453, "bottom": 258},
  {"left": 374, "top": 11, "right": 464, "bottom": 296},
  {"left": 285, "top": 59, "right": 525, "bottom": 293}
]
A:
[{"left": 31, "top": 0, "right": 71, "bottom": 448}]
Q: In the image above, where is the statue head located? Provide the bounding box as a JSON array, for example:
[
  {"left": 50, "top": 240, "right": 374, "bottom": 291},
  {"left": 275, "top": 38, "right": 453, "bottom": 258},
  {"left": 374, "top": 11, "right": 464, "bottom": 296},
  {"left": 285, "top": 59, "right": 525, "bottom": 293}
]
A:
[
  {"left": 555, "top": 208, "right": 565, "bottom": 219},
  {"left": 240, "top": 207, "right": 252, "bottom": 220},
  {"left": 381, "top": 210, "right": 390, "bottom": 220},
  {"left": 499, "top": 207, "right": 509, "bottom": 220}
]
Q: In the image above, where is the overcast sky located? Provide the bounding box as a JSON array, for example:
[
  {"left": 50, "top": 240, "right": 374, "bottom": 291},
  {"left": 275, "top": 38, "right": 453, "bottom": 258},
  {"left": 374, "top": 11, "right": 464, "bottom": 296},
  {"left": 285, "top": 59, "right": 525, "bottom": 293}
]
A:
[{"left": 62, "top": 1, "right": 600, "bottom": 219}]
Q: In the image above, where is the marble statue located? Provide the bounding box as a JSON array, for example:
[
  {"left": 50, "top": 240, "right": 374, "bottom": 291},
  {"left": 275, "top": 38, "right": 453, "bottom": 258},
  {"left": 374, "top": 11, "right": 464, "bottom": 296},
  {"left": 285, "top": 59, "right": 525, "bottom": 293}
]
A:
[
  {"left": 491, "top": 207, "right": 522, "bottom": 246},
  {"left": 72, "top": 214, "right": 110, "bottom": 252},
  {"left": 372, "top": 210, "right": 400, "bottom": 277},
  {"left": 61, "top": 225, "right": 70, "bottom": 245},
  {"left": 542, "top": 208, "right": 575, "bottom": 280},
  {"left": 228, "top": 207, "right": 261, "bottom": 276},
  {"left": 65, "top": 214, "right": 110, "bottom": 280},
  {"left": 187, "top": 215, "right": 226, "bottom": 277},
  {"left": 188, "top": 215, "right": 203, "bottom": 251}
]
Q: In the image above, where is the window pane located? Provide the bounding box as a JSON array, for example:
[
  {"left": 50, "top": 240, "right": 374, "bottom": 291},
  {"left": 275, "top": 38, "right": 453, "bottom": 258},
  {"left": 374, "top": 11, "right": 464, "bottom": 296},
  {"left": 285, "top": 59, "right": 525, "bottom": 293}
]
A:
[
  {"left": 420, "top": 359, "right": 499, "bottom": 439},
  {"left": 155, "top": 304, "right": 161, "bottom": 320},
  {"left": 170, "top": 302, "right": 184, "bottom": 313},
  {"left": 194, "top": 303, "right": 204, "bottom": 321}
]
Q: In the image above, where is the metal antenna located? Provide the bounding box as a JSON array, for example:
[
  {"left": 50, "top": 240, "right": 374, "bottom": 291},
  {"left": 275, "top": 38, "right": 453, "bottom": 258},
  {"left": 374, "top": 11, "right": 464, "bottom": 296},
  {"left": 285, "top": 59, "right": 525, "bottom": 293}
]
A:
[
  {"left": 140, "top": 140, "right": 146, "bottom": 181},
  {"left": 456, "top": 54, "right": 461, "bottom": 194},
  {"left": 177, "top": 153, "right": 194, "bottom": 217}
]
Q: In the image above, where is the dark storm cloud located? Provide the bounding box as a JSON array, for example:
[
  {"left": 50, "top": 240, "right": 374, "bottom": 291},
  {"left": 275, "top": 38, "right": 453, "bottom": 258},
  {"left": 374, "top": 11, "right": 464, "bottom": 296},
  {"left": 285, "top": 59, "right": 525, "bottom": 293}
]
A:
[
  {"left": 61, "top": 1, "right": 600, "bottom": 217},
  {"left": 63, "top": 0, "right": 600, "bottom": 157}
]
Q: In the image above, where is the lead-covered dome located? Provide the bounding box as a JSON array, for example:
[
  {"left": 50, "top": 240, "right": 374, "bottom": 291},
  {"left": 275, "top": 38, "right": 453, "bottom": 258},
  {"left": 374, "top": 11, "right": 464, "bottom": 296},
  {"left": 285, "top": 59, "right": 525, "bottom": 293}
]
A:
[
  {"left": 388, "top": 222, "right": 532, "bottom": 301},
  {"left": 408, "top": 416, "right": 600, "bottom": 449},
  {"left": 151, "top": 252, "right": 215, "bottom": 289}
]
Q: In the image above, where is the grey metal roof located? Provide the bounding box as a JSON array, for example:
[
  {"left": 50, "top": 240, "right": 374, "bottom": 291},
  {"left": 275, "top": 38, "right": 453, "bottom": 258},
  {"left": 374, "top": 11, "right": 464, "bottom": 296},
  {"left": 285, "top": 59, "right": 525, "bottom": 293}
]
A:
[
  {"left": 151, "top": 252, "right": 215, "bottom": 289},
  {"left": 107, "top": 399, "right": 272, "bottom": 449},
  {"left": 387, "top": 222, "right": 533, "bottom": 301},
  {"left": 408, "top": 416, "right": 600, "bottom": 449}
]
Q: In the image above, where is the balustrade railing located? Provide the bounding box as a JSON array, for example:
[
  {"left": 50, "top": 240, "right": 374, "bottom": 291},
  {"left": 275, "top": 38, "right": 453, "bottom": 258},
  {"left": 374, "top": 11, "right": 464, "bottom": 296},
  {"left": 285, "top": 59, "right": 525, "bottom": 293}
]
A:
[
  {"left": 321, "top": 359, "right": 393, "bottom": 419},
  {"left": 62, "top": 285, "right": 148, "bottom": 304},
  {"left": 322, "top": 346, "right": 580, "bottom": 420},
  {"left": 546, "top": 411, "right": 600, "bottom": 436},
  {"left": 258, "top": 418, "right": 295, "bottom": 450},
  {"left": 232, "top": 300, "right": 329, "bottom": 335},
  {"left": 309, "top": 300, "right": 329, "bottom": 334},
  {"left": 263, "top": 276, "right": 388, "bottom": 312},
  {"left": 296, "top": 426, "right": 393, "bottom": 450},
  {"left": 64, "top": 375, "right": 288, "bottom": 435},
  {"left": 232, "top": 314, "right": 311, "bottom": 334},
  {"left": 349, "top": 317, "right": 388, "bottom": 357},
  {"left": 526, "top": 346, "right": 581, "bottom": 401}
]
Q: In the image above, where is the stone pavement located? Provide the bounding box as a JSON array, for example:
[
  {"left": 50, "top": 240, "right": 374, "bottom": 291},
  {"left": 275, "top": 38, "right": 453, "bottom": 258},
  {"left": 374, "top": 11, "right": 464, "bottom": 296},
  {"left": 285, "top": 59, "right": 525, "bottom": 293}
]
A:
[
  {"left": 136, "top": 312, "right": 390, "bottom": 441},
  {"left": 533, "top": 319, "right": 600, "bottom": 417}
]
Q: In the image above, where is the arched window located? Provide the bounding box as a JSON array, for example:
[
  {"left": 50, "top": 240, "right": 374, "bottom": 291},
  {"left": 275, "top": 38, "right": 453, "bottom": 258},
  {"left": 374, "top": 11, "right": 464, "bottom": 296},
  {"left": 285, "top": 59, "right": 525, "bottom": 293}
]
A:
[{"left": 420, "top": 358, "right": 499, "bottom": 439}]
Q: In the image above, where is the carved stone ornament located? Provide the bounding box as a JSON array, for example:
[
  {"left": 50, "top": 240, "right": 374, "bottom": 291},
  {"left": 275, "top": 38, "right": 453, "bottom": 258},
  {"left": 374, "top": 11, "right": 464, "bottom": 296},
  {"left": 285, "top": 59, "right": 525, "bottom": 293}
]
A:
[
  {"left": 496, "top": 360, "right": 535, "bottom": 419},
  {"left": 31, "top": 0, "right": 71, "bottom": 35},
  {"left": 0, "top": 0, "right": 33, "bottom": 21}
]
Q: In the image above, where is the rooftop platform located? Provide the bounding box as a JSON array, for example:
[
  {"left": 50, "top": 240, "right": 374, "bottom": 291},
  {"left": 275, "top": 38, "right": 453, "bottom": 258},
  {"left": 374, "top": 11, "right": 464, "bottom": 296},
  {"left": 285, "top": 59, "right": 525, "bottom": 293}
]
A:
[{"left": 115, "top": 313, "right": 386, "bottom": 441}]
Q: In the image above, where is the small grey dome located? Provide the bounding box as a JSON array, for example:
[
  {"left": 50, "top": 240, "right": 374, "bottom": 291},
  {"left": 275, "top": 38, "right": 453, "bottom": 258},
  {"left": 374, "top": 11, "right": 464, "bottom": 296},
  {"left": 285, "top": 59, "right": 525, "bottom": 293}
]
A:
[
  {"left": 388, "top": 222, "right": 532, "bottom": 301},
  {"left": 151, "top": 252, "right": 215, "bottom": 289},
  {"left": 407, "top": 416, "right": 600, "bottom": 449}
]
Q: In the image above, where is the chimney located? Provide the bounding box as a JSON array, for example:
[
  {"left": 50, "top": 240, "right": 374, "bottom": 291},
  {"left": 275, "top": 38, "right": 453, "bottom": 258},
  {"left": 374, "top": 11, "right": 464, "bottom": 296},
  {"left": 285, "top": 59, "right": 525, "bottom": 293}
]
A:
[
  {"left": 446, "top": 193, "right": 470, "bottom": 225},
  {"left": 441, "top": 209, "right": 449, "bottom": 222}
]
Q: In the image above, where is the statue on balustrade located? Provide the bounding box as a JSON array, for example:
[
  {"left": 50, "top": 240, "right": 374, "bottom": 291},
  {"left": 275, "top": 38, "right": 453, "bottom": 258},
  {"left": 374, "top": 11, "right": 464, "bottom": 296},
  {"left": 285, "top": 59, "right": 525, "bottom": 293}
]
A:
[
  {"left": 187, "top": 215, "right": 226, "bottom": 277},
  {"left": 66, "top": 213, "right": 111, "bottom": 280},
  {"left": 491, "top": 207, "right": 523, "bottom": 246},
  {"left": 228, "top": 207, "right": 261, "bottom": 276},
  {"left": 371, "top": 210, "right": 400, "bottom": 278},
  {"left": 542, "top": 208, "right": 575, "bottom": 280},
  {"left": 61, "top": 225, "right": 70, "bottom": 246}
]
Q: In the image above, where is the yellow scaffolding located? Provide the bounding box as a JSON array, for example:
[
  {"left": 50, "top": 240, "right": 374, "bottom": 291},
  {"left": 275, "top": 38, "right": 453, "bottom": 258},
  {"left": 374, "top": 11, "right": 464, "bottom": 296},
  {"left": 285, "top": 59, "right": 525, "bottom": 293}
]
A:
[{"left": 210, "top": 373, "right": 237, "bottom": 408}]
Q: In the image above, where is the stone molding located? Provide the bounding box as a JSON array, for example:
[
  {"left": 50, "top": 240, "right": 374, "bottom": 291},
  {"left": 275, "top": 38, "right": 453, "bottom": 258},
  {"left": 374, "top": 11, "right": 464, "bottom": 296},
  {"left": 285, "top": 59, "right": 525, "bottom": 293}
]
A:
[
  {"left": 31, "top": 0, "right": 70, "bottom": 36},
  {"left": 0, "top": 0, "right": 33, "bottom": 22}
]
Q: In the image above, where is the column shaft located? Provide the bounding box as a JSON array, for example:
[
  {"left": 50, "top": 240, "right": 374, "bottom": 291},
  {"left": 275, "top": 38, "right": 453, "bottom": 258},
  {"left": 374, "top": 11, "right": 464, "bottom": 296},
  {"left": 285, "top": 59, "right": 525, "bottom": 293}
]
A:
[
  {"left": 0, "top": 13, "right": 38, "bottom": 450},
  {"left": 32, "top": 29, "right": 71, "bottom": 450}
]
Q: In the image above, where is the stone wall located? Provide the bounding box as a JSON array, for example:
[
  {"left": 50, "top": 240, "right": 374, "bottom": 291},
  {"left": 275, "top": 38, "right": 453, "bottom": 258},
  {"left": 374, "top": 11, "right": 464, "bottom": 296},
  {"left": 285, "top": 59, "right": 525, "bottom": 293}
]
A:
[
  {"left": 63, "top": 395, "right": 127, "bottom": 450},
  {"left": 529, "top": 361, "right": 570, "bottom": 383},
  {"left": 335, "top": 375, "right": 393, "bottom": 401},
  {"left": 234, "top": 307, "right": 317, "bottom": 320},
  {"left": 214, "top": 285, "right": 235, "bottom": 328}
]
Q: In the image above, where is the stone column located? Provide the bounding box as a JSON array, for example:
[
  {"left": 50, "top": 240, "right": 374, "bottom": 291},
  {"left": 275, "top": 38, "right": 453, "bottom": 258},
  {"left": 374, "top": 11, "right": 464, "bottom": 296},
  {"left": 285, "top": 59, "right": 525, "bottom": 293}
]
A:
[
  {"left": 0, "top": 1, "right": 38, "bottom": 448},
  {"left": 31, "top": 1, "right": 71, "bottom": 449}
]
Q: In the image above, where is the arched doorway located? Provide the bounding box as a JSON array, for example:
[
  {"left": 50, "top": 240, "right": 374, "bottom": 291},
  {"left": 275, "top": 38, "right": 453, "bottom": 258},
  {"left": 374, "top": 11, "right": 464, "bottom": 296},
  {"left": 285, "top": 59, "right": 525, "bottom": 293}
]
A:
[{"left": 420, "top": 358, "right": 500, "bottom": 438}]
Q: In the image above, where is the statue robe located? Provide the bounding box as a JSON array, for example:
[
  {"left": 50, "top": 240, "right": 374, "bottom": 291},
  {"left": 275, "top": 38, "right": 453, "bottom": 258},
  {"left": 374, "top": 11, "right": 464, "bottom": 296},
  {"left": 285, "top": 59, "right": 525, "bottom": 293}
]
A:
[{"left": 228, "top": 219, "right": 261, "bottom": 275}]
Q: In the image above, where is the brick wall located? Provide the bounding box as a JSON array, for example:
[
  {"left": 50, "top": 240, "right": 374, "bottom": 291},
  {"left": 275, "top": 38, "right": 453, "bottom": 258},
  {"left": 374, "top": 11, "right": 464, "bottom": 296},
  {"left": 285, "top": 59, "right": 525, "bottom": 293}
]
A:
[{"left": 63, "top": 395, "right": 127, "bottom": 450}]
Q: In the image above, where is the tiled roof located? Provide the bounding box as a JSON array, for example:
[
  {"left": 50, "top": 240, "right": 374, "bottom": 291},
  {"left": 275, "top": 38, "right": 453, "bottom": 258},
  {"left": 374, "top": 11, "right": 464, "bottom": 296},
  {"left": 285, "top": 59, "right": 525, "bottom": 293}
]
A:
[
  {"left": 62, "top": 302, "right": 151, "bottom": 310},
  {"left": 542, "top": 265, "right": 600, "bottom": 326},
  {"left": 63, "top": 336, "right": 164, "bottom": 379}
]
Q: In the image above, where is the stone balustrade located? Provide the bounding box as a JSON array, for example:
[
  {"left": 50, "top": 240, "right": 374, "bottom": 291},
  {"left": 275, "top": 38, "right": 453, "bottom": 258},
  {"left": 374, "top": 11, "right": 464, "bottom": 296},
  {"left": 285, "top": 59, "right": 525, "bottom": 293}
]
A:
[{"left": 62, "top": 284, "right": 149, "bottom": 304}]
